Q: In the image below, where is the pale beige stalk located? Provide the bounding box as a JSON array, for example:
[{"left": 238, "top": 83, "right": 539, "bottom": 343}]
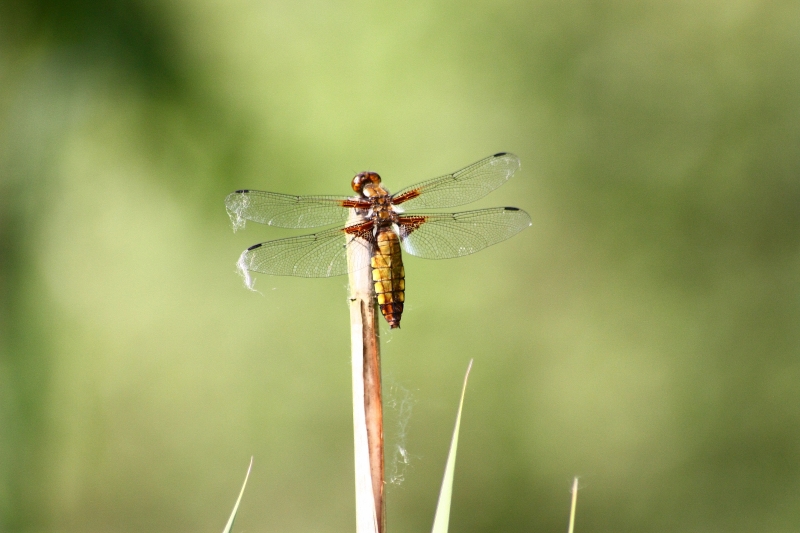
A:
[{"left": 347, "top": 212, "right": 385, "bottom": 533}]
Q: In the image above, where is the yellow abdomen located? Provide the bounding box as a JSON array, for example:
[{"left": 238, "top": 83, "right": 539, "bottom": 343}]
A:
[{"left": 371, "top": 229, "right": 405, "bottom": 328}]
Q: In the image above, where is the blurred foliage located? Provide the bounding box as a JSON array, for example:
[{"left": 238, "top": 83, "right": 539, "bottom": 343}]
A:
[{"left": 1, "top": 0, "right": 800, "bottom": 532}]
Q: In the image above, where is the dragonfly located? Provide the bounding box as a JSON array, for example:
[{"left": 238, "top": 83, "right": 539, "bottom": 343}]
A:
[{"left": 225, "top": 152, "right": 531, "bottom": 328}]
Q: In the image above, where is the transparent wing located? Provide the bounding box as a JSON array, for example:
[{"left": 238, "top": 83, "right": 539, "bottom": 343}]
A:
[
  {"left": 397, "top": 207, "right": 531, "bottom": 259},
  {"left": 225, "top": 190, "right": 355, "bottom": 230},
  {"left": 391, "top": 153, "right": 521, "bottom": 210},
  {"left": 236, "top": 225, "right": 374, "bottom": 281}
]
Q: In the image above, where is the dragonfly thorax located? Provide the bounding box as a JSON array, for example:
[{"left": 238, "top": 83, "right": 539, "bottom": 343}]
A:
[{"left": 364, "top": 189, "right": 397, "bottom": 228}]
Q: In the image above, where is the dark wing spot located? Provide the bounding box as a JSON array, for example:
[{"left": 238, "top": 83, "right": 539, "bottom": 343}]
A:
[
  {"left": 493, "top": 152, "right": 507, "bottom": 157},
  {"left": 247, "top": 243, "right": 262, "bottom": 250},
  {"left": 391, "top": 188, "right": 421, "bottom": 205},
  {"left": 504, "top": 207, "right": 520, "bottom": 211},
  {"left": 344, "top": 220, "right": 374, "bottom": 235},
  {"left": 342, "top": 199, "right": 370, "bottom": 208},
  {"left": 235, "top": 189, "right": 249, "bottom": 194}
]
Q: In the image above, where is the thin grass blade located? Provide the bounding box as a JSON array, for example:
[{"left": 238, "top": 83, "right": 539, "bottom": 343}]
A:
[
  {"left": 431, "top": 359, "right": 474, "bottom": 533},
  {"left": 221, "top": 457, "right": 254, "bottom": 533},
  {"left": 568, "top": 477, "right": 579, "bottom": 533}
]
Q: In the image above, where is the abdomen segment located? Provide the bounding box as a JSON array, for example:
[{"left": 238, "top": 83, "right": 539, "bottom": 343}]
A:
[{"left": 371, "top": 229, "right": 405, "bottom": 328}]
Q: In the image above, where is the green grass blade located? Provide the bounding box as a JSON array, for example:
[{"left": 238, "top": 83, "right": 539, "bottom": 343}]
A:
[
  {"left": 222, "top": 457, "right": 254, "bottom": 533},
  {"left": 431, "top": 360, "right": 473, "bottom": 533},
  {"left": 568, "top": 477, "right": 579, "bottom": 533}
]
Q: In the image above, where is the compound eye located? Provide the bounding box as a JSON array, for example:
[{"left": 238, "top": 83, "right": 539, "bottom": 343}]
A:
[{"left": 351, "top": 171, "right": 382, "bottom": 194}]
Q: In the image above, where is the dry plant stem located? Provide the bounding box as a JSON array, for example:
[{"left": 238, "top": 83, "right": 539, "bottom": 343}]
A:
[
  {"left": 362, "top": 298, "right": 384, "bottom": 529},
  {"left": 348, "top": 224, "right": 385, "bottom": 533}
]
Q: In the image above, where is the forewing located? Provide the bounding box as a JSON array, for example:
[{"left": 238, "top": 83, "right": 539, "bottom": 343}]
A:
[
  {"left": 237, "top": 225, "right": 374, "bottom": 282},
  {"left": 391, "top": 153, "right": 520, "bottom": 210},
  {"left": 225, "top": 190, "right": 356, "bottom": 230},
  {"left": 398, "top": 207, "right": 531, "bottom": 259}
]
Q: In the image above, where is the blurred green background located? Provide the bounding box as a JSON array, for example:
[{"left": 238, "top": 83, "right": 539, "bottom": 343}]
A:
[{"left": 2, "top": 0, "right": 800, "bottom": 532}]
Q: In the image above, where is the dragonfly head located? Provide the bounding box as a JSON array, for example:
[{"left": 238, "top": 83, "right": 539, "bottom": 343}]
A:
[{"left": 352, "top": 171, "right": 382, "bottom": 196}]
